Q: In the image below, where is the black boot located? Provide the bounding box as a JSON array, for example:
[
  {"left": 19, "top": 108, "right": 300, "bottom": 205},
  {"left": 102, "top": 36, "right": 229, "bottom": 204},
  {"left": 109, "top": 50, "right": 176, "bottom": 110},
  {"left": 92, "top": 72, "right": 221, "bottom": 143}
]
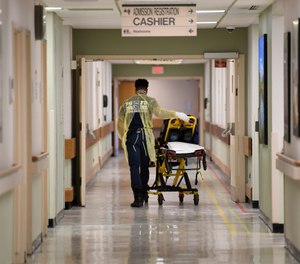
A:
[{"left": 131, "top": 190, "right": 144, "bottom": 208}]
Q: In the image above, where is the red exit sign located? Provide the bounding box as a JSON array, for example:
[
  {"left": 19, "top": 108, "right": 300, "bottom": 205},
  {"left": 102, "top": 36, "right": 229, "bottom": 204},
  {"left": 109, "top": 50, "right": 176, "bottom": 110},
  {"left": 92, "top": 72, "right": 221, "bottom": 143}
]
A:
[
  {"left": 152, "top": 66, "right": 164, "bottom": 74},
  {"left": 214, "top": 59, "right": 227, "bottom": 68}
]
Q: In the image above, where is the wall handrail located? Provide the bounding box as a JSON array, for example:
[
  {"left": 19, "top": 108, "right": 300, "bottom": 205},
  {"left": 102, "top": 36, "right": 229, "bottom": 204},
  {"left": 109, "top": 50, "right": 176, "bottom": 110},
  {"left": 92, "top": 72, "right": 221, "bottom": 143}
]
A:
[
  {"left": 32, "top": 152, "right": 49, "bottom": 162},
  {"left": 0, "top": 164, "right": 22, "bottom": 178},
  {"left": 276, "top": 152, "right": 300, "bottom": 166},
  {"left": 276, "top": 152, "right": 300, "bottom": 181}
]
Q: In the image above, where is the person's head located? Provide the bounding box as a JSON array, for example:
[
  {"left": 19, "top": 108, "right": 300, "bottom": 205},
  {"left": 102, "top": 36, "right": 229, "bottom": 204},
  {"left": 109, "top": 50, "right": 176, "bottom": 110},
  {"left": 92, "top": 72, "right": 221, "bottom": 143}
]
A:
[{"left": 135, "top": 79, "right": 148, "bottom": 94}]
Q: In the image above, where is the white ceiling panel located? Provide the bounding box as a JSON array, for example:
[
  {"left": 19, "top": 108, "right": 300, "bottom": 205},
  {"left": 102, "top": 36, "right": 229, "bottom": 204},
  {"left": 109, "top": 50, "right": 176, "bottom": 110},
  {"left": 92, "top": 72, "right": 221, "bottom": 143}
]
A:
[{"left": 42, "top": 0, "right": 276, "bottom": 29}]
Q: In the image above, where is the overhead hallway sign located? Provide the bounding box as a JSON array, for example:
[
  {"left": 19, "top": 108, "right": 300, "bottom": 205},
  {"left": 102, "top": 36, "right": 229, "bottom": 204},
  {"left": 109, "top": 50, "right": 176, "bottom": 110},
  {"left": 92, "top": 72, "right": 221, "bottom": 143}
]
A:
[{"left": 121, "top": 4, "right": 197, "bottom": 37}]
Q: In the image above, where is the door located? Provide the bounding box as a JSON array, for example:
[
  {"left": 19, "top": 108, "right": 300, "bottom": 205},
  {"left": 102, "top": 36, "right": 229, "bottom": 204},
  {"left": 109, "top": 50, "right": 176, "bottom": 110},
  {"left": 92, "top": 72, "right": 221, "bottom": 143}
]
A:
[
  {"left": 118, "top": 80, "right": 135, "bottom": 105},
  {"left": 229, "top": 56, "right": 245, "bottom": 202},
  {"left": 79, "top": 58, "right": 87, "bottom": 206},
  {"left": 117, "top": 81, "right": 135, "bottom": 149},
  {"left": 12, "top": 28, "right": 32, "bottom": 261},
  {"left": 73, "top": 58, "right": 88, "bottom": 206}
]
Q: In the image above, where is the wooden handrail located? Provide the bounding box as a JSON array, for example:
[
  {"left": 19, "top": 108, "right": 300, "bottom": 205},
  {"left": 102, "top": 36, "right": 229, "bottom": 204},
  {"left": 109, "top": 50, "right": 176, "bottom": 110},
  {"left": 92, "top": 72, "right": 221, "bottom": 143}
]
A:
[
  {"left": 204, "top": 122, "right": 230, "bottom": 145},
  {"left": 86, "top": 121, "right": 114, "bottom": 149},
  {"left": 0, "top": 164, "right": 21, "bottom": 178},
  {"left": 32, "top": 152, "right": 49, "bottom": 162}
]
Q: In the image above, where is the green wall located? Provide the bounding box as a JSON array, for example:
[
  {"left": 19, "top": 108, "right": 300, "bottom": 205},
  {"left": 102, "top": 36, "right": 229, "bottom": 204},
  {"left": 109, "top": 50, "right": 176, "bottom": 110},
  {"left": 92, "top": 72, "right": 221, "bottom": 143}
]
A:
[
  {"left": 112, "top": 63, "right": 204, "bottom": 78},
  {"left": 73, "top": 28, "right": 248, "bottom": 56},
  {"left": 73, "top": 28, "right": 247, "bottom": 78}
]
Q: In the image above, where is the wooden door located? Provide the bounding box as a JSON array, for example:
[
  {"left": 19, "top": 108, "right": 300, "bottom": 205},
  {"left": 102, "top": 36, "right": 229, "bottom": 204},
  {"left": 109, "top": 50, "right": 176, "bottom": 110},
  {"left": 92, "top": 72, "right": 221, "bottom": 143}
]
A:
[
  {"left": 117, "top": 81, "right": 135, "bottom": 149},
  {"left": 118, "top": 81, "right": 135, "bottom": 106},
  {"left": 230, "top": 56, "right": 245, "bottom": 203}
]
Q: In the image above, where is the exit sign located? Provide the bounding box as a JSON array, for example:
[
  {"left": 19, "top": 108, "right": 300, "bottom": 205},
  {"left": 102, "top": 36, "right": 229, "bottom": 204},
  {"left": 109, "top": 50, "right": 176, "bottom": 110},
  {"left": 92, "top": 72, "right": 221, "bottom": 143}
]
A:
[
  {"left": 214, "top": 59, "right": 227, "bottom": 68},
  {"left": 152, "top": 66, "right": 164, "bottom": 74}
]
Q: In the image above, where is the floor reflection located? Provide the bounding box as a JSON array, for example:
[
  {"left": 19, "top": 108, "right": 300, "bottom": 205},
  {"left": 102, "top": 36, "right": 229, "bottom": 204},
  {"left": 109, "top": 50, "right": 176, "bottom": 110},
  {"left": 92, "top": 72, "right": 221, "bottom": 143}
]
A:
[{"left": 28, "top": 155, "right": 299, "bottom": 264}]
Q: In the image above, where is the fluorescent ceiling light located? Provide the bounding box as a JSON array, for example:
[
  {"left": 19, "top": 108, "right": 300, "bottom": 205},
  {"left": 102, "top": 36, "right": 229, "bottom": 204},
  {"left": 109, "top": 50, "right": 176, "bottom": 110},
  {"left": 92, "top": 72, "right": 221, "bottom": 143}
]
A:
[
  {"left": 204, "top": 52, "right": 239, "bottom": 59},
  {"left": 134, "top": 59, "right": 183, "bottom": 65},
  {"left": 196, "top": 10, "right": 225, "bottom": 14},
  {"left": 196, "top": 21, "right": 217, "bottom": 24},
  {"left": 45, "top": 7, "right": 63, "bottom": 11}
]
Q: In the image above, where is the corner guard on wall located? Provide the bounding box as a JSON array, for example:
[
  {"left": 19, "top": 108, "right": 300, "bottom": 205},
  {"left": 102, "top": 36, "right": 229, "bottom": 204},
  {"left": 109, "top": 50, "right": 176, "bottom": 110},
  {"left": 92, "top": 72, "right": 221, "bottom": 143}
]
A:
[{"left": 65, "top": 138, "right": 76, "bottom": 159}]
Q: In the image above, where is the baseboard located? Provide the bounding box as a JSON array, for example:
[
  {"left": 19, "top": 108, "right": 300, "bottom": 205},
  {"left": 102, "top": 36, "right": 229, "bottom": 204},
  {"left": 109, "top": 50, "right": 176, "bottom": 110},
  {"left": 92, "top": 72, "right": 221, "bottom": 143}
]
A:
[
  {"left": 48, "top": 209, "right": 64, "bottom": 228},
  {"left": 252, "top": 200, "right": 259, "bottom": 209},
  {"left": 259, "top": 210, "right": 284, "bottom": 233},
  {"left": 286, "top": 238, "right": 300, "bottom": 263},
  {"left": 273, "top": 223, "right": 284, "bottom": 233},
  {"left": 65, "top": 201, "right": 73, "bottom": 210},
  {"left": 30, "top": 233, "right": 43, "bottom": 255}
]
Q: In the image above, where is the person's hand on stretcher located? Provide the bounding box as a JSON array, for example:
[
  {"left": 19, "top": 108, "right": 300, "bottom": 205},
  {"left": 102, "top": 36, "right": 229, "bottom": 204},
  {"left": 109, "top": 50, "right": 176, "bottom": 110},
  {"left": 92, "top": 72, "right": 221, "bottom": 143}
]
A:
[{"left": 175, "top": 112, "right": 189, "bottom": 122}]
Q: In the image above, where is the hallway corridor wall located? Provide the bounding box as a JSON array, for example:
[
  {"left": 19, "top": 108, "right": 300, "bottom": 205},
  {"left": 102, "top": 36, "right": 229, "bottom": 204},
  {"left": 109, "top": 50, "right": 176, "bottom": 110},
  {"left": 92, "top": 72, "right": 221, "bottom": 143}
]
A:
[
  {"left": 46, "top": 12, "right": 65, "bottom": 227},
  {"left": 277, "top": 0, "right": 300, "bottom": 256},
  {"left": 257, "top": 1, "right": 285, "bottom": 232},
  {"left": 0, "top": 0, "right": 47, "bottom": 263}
]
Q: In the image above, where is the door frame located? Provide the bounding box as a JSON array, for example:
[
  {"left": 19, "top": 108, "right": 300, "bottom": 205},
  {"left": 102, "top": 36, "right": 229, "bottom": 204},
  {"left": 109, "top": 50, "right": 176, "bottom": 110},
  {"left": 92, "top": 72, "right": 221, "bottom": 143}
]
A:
[
  {"left": 113, "top": 76, "right": 204, "bottom": 154},
  {"left": 230, "top": 55, "right": 246, "bottom": 202},
  {"left": 74, "top": 54, "right": 205, "bottom": 205},
  {"left": 12, "top": 26, "right": 32, "bottom": 262}
]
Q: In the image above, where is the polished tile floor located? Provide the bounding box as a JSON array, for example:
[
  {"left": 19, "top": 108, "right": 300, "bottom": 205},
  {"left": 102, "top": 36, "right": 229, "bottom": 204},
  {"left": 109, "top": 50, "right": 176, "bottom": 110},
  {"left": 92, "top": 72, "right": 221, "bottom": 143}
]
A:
[{"left": 28, "top": 154, "right": 299, "bottom": 264}]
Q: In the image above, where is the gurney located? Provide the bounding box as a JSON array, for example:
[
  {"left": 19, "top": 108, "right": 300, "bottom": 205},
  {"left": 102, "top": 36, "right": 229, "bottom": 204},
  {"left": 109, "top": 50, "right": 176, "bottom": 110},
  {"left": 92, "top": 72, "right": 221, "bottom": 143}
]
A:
[{"left": 148, "top": 115, "right": 207, "bottom": 205}]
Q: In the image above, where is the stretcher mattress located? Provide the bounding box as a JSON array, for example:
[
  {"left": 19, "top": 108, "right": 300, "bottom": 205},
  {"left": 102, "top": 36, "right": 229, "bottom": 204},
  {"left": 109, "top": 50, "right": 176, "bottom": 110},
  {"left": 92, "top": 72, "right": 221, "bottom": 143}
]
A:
[{"left": 167, "top": 141, "right": 204, "bottom": 155}]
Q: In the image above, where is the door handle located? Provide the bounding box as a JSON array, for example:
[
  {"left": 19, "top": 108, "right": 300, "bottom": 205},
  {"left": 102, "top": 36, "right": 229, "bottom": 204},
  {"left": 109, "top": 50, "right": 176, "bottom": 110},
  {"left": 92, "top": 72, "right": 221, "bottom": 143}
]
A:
[{"left": 222, "top": 123, "right": 235, "bottom": 137}]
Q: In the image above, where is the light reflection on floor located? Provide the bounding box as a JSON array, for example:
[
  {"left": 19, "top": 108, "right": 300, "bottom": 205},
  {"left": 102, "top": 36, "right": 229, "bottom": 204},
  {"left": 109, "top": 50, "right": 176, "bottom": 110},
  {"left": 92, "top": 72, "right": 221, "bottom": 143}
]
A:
[{"left": 28, "top": 155, "right": 299, "bottom": 264}]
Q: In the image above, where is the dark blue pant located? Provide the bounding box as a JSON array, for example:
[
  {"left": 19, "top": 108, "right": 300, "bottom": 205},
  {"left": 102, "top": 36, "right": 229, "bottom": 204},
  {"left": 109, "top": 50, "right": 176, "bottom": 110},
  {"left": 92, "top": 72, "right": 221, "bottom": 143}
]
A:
[{"left": 126, "top": 130, "right": 150, "bottom": 192}]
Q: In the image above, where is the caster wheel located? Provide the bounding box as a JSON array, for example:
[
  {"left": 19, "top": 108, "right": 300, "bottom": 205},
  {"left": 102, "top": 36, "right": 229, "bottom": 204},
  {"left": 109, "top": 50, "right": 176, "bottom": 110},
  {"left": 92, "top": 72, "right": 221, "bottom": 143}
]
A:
[
  {"left": 194, "top": 194, "right": 199, "bottom": 205},
  {"left": 158, "top": 194, "right": 164, "bottom": 205},
  {"left": 179, "top": 193, "right": 184, "bottom": 204},
  {"left": 144, "top": 194, "right": 149, "bottom": 203}
]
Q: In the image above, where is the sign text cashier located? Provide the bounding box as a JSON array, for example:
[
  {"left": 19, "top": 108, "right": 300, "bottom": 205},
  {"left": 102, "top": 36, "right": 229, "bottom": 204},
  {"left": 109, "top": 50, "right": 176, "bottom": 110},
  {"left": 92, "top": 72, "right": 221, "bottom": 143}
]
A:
[{"left": 122, "top": 4, "right": 196, "bottom": 37}]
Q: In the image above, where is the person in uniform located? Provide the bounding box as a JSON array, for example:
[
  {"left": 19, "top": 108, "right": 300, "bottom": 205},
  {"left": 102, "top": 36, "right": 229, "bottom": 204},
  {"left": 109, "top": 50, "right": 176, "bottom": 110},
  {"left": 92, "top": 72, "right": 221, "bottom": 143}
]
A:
[{"left": 117, "top": 79, "right": 189, "bottom": 207}]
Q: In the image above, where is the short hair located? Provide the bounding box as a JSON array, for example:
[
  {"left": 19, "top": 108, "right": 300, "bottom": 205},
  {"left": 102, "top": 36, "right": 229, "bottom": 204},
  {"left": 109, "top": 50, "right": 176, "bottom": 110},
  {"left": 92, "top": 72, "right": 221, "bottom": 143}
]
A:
[{"left": 135, "top": 79, "right": 149, "bottom": 90}]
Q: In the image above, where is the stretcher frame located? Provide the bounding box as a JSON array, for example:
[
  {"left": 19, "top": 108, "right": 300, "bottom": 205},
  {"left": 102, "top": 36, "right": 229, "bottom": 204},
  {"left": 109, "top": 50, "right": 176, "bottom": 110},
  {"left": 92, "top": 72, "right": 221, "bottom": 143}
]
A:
[{"left": 148, "top": 116, "right": 207, "bottom": 205}]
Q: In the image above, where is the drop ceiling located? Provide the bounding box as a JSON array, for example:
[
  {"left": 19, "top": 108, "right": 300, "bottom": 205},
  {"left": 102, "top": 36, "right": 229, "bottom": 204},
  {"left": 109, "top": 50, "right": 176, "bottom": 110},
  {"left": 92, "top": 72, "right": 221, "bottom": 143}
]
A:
[
  {"left": 41, "top": 0, "right": 275, "bottom": 65},
  {"left": 42, "top": 0, "right": 275, "bottom": 29}
]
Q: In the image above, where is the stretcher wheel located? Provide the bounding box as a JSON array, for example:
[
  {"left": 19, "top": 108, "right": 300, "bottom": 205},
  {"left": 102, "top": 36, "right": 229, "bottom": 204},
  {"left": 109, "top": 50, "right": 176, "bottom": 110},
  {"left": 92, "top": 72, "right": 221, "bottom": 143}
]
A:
[
  {"left": 144, "top": 193, "right": 149, "bottom": 203},
  {"left": 194, "top": 194, "right": 199, "bottom": 205},
  {"left": 158, "top": 194, "right": 164, "bottom": 205},
  {"left": 179, "top": 193, "right": 184, "bottom": 204}
]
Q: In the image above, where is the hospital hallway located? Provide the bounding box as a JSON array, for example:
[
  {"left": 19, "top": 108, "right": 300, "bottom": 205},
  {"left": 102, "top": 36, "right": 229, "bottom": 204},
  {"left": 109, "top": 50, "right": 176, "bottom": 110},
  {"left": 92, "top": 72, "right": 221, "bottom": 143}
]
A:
[{"left": 27, "top": 153, "right": 299, "bottom": 264}]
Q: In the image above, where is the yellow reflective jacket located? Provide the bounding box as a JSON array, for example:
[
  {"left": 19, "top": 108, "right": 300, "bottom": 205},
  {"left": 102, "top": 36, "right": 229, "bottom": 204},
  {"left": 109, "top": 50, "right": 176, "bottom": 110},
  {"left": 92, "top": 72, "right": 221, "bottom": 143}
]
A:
[{"left": 117, "top": 93, "right": 176, "bottom": 162}]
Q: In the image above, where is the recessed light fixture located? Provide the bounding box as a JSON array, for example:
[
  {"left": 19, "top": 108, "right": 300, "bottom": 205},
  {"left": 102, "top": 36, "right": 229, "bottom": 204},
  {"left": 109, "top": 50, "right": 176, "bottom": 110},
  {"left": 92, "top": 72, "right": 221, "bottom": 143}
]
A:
[
  {"left": 45, "top": 7, "right": 63, "bottom": 11},
  {"left": 196, "top": 21, "right": 217, "bottom": 25},
  {"left": 196, "top": 10, "right": 225, "bottom": 14},
  {"left": 134, "top": 59, "right": 183, "bottom": 65}
]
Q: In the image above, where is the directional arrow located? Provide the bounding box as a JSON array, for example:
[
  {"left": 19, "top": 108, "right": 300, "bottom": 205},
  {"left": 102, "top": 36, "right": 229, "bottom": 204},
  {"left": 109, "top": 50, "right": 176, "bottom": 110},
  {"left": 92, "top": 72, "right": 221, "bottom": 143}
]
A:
[
  {"left": 189, "top": 29, "right": 194, "bottom": 34},
  {"left": 189, "top": 19, "right": 194, "bottom": 24},
  {"left": 188, "top": 8, "right": 194, "bottom": 14},
  {"left": 124, "top": 8, "right": 130, "bottom": 15}
]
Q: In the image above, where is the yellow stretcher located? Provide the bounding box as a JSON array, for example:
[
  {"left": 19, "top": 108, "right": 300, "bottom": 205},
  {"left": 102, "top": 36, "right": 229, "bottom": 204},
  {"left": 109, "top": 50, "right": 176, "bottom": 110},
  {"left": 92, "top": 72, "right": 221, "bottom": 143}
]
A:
[{"left": 148, "top": 115, "right": 207, "bottom": 205}]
